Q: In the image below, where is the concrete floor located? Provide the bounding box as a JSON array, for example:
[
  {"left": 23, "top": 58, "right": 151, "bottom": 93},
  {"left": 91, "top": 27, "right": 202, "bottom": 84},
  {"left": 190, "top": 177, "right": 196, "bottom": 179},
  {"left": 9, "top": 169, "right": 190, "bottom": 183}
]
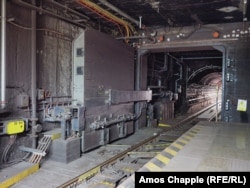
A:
[
  {"left": 2, "top": 111, "right": 249, "bottom": 188},
  {"left": 118, "top": 121, "right": 250, "bottom": 187},
  {"left": 6, "top": 127, "right": 164, "bottom": 188}
]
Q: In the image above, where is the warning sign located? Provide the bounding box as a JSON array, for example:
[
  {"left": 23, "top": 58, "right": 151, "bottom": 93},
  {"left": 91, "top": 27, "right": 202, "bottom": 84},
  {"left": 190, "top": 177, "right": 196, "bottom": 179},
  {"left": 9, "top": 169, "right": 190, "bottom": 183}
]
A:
[{"left": 237, "top": 99, "right": 247, "bottom": 112}]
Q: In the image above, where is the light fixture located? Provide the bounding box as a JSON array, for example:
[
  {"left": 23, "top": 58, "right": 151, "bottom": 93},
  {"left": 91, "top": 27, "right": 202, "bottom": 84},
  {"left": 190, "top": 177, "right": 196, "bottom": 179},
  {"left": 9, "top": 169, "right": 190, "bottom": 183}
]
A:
[{"left": 217, "top": 6, "right": 238, "bottom": 13}]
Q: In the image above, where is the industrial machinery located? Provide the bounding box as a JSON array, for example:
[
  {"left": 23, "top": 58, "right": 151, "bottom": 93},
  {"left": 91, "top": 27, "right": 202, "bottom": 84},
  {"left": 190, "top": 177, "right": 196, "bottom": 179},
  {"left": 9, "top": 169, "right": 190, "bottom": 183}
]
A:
[{"left": 42, "top": 29, "right": 152, "bottom": 163}]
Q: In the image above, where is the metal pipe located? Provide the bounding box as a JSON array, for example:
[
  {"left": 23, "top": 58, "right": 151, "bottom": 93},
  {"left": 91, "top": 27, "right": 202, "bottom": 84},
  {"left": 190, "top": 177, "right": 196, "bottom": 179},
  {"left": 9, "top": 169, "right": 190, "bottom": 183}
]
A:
[
  {"left": 169, "top": 55, "right": 182, "bottom": 94},
  {"left": 31, "top": 0, "right": 37, "bottom": 148},
  {"left": 164, "top": 52, "right": 168, "bottom": 69},
  {"left": 139, "top": 16, "right": 142, "bottom": 29},
  {"left": 1, "top": 0, "right": 6, "bottom": 109},
  {"left": 13, "top": 0, "right": 86, "bottom": 29},
  {"left": 99, "top": 0, "right": 139, "bottom": 26},
  {"left": 48, "top": 0, "right": 89, "bottom": 21},
  {"left": 181, "top": 56, "right": 222, "bottom": 60}
]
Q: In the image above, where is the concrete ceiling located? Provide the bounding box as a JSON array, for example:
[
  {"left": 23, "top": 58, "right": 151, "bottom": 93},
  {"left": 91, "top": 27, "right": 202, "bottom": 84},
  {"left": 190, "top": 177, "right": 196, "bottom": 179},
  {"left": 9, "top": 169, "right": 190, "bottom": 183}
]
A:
[
  {"left": 55, "top": 0, "right": 249, "bottom": 29},
  {"left": 13, "top": 0, "right": 249, "bottom": 37}
]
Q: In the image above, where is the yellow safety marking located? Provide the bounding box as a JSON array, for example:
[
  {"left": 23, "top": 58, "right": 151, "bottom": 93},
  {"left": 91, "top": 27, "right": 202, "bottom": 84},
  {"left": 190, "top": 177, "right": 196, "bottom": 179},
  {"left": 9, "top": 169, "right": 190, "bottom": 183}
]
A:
[
  {"left": 122, "top": 167, "right": 134, "bottom": 173},
  {"left": 190, "top": 130, "right": 198, "bottom": 134},
  {"left": 100, "top": 181, "right": 116, "bottom": 187},
  {"left": 172, "top": 143, "right": 183, "bottom": 150},
  {"left": 191, "top": 128, "right": 200, "bottom": 133},
  {"left": 164, "top": 147, "right": 177, "bottom": 156},
  {"left": 145, "top": 162, "right": 162, "bottom": 171},
  {"left": 182, "top": 135, "right": 193, "bottom": 141},
  {"left": 237, "top": 99, "right": 247, "bottom": 112},
  {"left": 158, "top": 123, "right": 171, "bottom": 127},
  {"left": 156, "top": 153, "right": 170, "bottom": 165},
  {"left": 50, "top": 133, "right": 61, "bottom": 140},
  {"left": 186, "top": 132, "right": 195, "bottom": 137},
  {"left": 193, "top": 127, "right": 201, "bottom": 131},
  {"left": 178, "top": 138, "right": 189, "bottom": 145},
  {"left": 0, "top": 163, "right": 39, "bottom": 188},
  {"left": 78, "top": 166, "right": 101, "bottom": 182}
]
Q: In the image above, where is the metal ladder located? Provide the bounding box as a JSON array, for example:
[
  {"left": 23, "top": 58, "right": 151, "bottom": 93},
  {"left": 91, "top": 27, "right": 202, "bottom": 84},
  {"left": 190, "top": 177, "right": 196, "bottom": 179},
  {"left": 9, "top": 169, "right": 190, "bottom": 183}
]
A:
[{"left": 28, "top": 135, "right": 52, "bottom": 164}]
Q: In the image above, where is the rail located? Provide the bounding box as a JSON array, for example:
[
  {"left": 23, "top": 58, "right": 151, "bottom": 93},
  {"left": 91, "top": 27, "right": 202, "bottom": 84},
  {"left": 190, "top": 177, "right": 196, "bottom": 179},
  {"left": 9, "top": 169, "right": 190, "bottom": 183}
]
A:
[{"left": 57, "top": 103, "right": 218, "bottom": 188}]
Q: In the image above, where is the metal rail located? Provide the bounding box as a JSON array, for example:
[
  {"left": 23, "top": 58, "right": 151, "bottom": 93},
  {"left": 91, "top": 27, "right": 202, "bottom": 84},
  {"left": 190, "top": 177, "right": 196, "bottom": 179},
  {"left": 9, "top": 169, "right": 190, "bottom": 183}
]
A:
[
  {"left": 57, "top": 136, "right": 159, "bottom": 188},
  {"left": 57, "top": 103, "right": 217, "bottom": 188}
]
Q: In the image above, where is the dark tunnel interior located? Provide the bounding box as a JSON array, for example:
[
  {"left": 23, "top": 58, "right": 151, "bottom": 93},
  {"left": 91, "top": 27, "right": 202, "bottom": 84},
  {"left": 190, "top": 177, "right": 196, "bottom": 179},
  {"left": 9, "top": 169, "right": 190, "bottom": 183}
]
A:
[{"left": 146, "top": 49, "right": 222, "bottom": 121}]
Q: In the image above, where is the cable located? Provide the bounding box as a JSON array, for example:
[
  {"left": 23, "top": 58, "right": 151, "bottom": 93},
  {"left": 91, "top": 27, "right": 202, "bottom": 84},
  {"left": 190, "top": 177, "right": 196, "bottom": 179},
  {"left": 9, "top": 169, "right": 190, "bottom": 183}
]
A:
[
  {"left": 1, "top": 135, "right": 17, "bottom": 164},
  {"left": 77, "top": 0, "right": 136, "bottom": 38},
  {"left": 0, "top": 152, "right": 31, "bottom": 169}
]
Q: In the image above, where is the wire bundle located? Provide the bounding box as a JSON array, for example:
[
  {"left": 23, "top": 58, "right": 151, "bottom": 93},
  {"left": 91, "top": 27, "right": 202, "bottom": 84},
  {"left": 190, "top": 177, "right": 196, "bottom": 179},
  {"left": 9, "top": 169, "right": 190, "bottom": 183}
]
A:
[
  {"left": 1, "top": 135, "right": 17, "bottom": 164},
  {"left": 0, "top": 135, "right": 31, "bottom": 169},
  {"left": 77, "top": 0, "right": 136, "bottom": 37}
]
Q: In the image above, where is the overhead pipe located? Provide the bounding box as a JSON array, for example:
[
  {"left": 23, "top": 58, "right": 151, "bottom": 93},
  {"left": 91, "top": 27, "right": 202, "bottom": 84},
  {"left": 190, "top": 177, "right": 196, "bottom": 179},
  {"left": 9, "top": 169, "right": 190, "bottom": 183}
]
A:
[
  {"left": 12, "top": 0, "right": 86, "bottom": 29},
  {"left": 99, "top": 0, "right": 139, "bottom": 26},
  {"left": 31, "top": 0, "right": 37, "bottom": 149},
  {"left": 157, "top": 52, "right": 169, "bottom": 72},
  {"left": 1, "top": 0, "right": 6, "bottom": 109},
  {"left": 47, "top": 0, "right": 89, "bottom": 22}
]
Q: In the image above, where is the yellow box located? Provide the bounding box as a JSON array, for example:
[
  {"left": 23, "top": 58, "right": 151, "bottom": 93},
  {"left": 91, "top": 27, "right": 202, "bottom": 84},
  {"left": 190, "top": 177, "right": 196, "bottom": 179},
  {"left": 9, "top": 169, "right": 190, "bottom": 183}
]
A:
[{"left": 6, "top": 120, "right": 25, "bottom": 135}]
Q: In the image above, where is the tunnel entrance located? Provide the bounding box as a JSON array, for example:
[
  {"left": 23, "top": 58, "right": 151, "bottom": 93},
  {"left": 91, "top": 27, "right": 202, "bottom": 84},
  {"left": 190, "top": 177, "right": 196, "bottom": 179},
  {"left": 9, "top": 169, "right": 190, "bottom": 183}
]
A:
[{"left": 146, "top": 48, "right": 223, "bottom": 124}]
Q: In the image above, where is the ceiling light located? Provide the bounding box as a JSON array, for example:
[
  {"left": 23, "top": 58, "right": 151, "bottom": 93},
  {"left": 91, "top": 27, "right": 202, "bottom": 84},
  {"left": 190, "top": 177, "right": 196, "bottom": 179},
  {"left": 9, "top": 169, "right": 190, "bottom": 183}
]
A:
[{"left": 217, "top": 6, "right": 238, "bottom": 13}]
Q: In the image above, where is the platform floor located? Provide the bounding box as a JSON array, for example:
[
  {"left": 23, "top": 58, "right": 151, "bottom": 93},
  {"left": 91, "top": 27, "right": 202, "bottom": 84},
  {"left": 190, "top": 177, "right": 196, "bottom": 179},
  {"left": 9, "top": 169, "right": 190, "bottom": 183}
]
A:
[
  {"left": 8, "top": 127, "right": 164, "bottom": 188},
  {"left": 0, "top": 162, "right": 39, "bottom": 188},
  {"left": 3, "top": 121, "right": 250, "bottom": 187},
  {"left": 118, "top": 121, "right": 250, "bottom": 187}
]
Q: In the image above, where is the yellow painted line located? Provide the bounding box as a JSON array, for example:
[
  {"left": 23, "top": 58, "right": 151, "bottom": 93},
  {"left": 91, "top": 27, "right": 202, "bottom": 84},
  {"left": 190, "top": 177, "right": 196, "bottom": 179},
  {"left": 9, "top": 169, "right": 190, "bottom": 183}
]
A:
[
  {"left": 78, "top": 166, "right": 101, "bottom": 182},
  {"left": 186, "top": 132, "right": 195, "bottom": 137},
  {"left": 164, "top": 147, "right": 177, "bottom": 156},
  {"left": 193, "top": 127, "right": 201, "bottom": 131},
  {"left": 172, "top": 143, "right": 184, "bottom": 150},
  {"left": 158, "top": 123, "right": 171, "bottom": 127},
  {"left": 178, "top": 138, "right": 189, "bottom": 145},
  {"left": 182, "top": 135, "right": 193, "bottom": 141},
  {"left": 50, "top": 133, "right": 61, "bottom": 140},
  {"left": 100, "top": 181, "right": 116, "bottom": 187},
  {"left": 144, "top": 162, "right": 162, "bottom": 171},
  {"left": 156, "top": 153, "right": 170, "bottom": 165},
  {"left": 0, "top": 164, "right": 39, "bottom": 188},
  {"left": 122, "top": 167, "right": 135, "bottom": 173},
  {"left": 190, "top": 130, "right": 198, "bottom": 134}
]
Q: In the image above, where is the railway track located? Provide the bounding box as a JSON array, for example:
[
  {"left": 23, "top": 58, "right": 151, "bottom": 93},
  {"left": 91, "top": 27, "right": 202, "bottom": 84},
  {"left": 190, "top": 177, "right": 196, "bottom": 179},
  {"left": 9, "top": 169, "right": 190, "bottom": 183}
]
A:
[{"left": 57, "top": 103, "right": 219, "bottom": 188}]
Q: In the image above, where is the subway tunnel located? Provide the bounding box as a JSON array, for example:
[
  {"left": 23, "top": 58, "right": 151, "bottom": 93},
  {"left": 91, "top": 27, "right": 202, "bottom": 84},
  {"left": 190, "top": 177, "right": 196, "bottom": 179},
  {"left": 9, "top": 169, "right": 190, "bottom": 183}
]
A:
[
  {"left": 0, "top": 1, "right": 250, "bottom": 187},
  {"left": 144, "top": 49, "right": 222, "bottom": 125}
]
